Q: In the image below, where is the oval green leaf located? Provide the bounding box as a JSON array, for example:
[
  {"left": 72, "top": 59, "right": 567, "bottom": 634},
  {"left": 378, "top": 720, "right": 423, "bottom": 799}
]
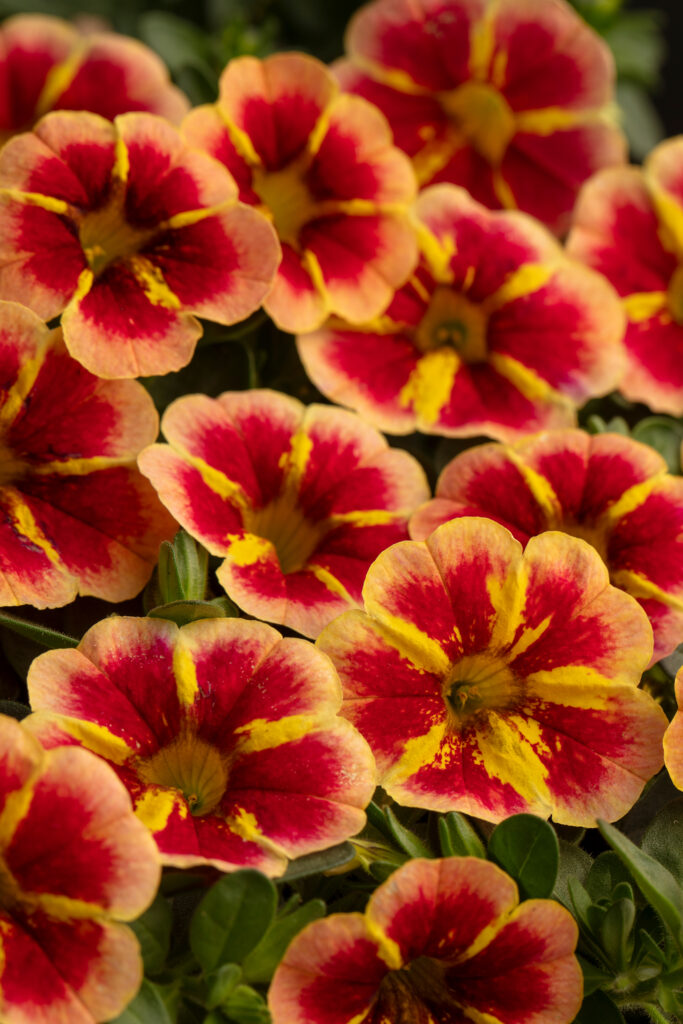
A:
[
  {"left": 488, "top": 814, "right": 559, "bottom": 899},
  {"left": 190, "top": 870, "right": 277, "bottom": 973}
]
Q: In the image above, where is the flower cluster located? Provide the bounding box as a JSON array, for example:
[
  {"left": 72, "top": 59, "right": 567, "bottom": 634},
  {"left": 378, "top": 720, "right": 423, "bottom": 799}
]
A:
[{"left": 0, "top": 1, "right": 680, "bottom": 1021}]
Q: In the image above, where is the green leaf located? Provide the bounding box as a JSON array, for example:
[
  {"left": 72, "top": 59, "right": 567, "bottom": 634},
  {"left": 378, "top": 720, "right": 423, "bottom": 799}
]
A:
[
  {"left": 139, "top": 11, "right": 216, "bottom": 83},
  {"left": 190, "top": 871, "right": 277, "bottom": 973},
  {"left": 0, "top": 699, "right": 30, "bottom": 721},
  {"left": 280, "top": 842, "right": 355, "bottom": 881},
  {"left": 568, "top": 877, "right": 594, "bottom": 930},
  {"left": 616, "top": 81, "right": 665, "bottom": 161},
  {"left": 598, "top": 820, "right": 683, "bottom": 952},
  {"left": 575, "top": 989, "right": 626, "bottom": 1024},
  {"left": 585, "top": 415, "right": 630, "bottom": 436},
  {"left": 108, "top": 980, "right": 177, "bottom": 1024},
  {"left": 577, "top": 955, "right": 614, "bottom": 996},
  {"left": 600, "top": 898, "right": 636, "bottom": 970},
  {"left": 603, "top": 10, "right": 666, "bottom": 87},
  {"left": 383, "top": 806, "right": 432, "bottom": 859},
  {"left": 148, "top": 600, "right": 230, "bottom": 627},
  {"left": 129, "top": 894, "right": 173, "bottom": 976},
  {"left": 156, "top": 532, "right": 209, "bottom": 605},
  {"left": 553, "top": 838, "right": 592, "bottom": 907},
  {"left": 438, "top": 812, "right": 486, "bottom": 859},
  {"left": 205, "top": 964, "right": 242, "bottom": 1010},
  {"left": 487, "top": 814, "right": 559, "bottom": 898},
  {"left": 222, "top": 985, "right": 271, "bottom": 1024},
  {"left": 642, "top": 799, "right": 683, "bottom": 884},
  {"left": 0, "top": 610, "right": 78, "bottom": 649},
  {"left": 242, "top": 899, "right": 326, "bottom": 985},
  {"left": 586, "top": 852, "right": 635, "bottom": 901},
  {"left": 631, "top": 417, "right": 683, "bottom": 474}
]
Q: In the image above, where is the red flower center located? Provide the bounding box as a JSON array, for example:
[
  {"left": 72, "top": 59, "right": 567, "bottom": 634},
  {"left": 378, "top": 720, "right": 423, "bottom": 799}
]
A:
[
  {"left": 414, "top": 286, "right": 488, "bottom": 362},
  {"left": 137, "top": 733, "right": 228, "bottom": 816}
]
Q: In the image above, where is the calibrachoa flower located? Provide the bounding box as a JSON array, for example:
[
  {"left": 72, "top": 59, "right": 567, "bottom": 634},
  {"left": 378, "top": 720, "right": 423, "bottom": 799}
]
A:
[
  {"left": 0, "top": 301, "right": 175, "bottom": 609},
  {"left": 0, "top": 714, "right": 160, "bottom": 1024},
  {"left": 318, "top": 517, "right": 667, "bottom": 824},
  {"left": 664, "top": 667, "right": 683, "bottom": 790},
  {"left": 0, "top": 110, "right": 280, "bottom": 378},
  {"left": 410, "top": 429, "right": 683, "bottom": 664},
  {"left": 25, "top": 616, "right": 376, "bottom": 875},
  {"left": 0, "top": 13, "right": 189, "bottom": 144},
  {"left": 567, "top": 136, "right": 683, "bottom": 415},
  {"left": 138, "top": 389, "right": 429, "bottom": 637},
  {"left": 335, "top": 0, "right": 626, "bottom": 235},
  {"left": 269, "top": 856, "right": 582, "bottom": 1024},
  {"left": 298, "top": 185, "right": 624, "bottom": 441},
  {"left": 182, "top": 52, "right": 418, "bottom": 332}
]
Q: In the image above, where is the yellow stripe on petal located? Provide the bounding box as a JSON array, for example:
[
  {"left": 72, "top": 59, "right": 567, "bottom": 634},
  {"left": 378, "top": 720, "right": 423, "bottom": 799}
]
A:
[
  {"left": 365, "top": 918, "right": 404, "bottom": 971},
  {"left": 3, "top": 488, "right": 62, "bottom": 567},
  {"left": 492, "top": 169, "right": 518, "bottom": 211},
  {"left": 468, "top": 7, "right": 497, "bottom": 81},
  {"left": 217, "top": 107, "right": 263, "bottom": 168},
  {"left": 163, "top": 201, "right": 237, "bottom": 231},
  {"left": 0, "top": 189, "right": 70, "bottom": 215},
  {"left": 515, "top": 105, "right": 613, "bottom": 136},
  {"left": 232, "top": 714, "right": 321, "bottom": 756},
  {"left": 525, "top": 669, "right": 616, "bottom": 702},
  {"left": 601, "top": 474, "right": 664, "bottom": 525},
  {"left": 382, "top": 719, "right": 448, "bottom": 789},
  {"left": 135, "top": 788, "right": 185, "bottom": 834},
  {"left": 35, "top": 48, "right": 85, "bottom": 117},
  {"left": 416, "top": 222, "right": 456, "bottom": 284},
  {"left": 227, "top": 806, "right": 288, "bottom": 861},
  {"left": 622, "top": 291, "right": 668, "bottom": 323},
  {"left": 279, "top": 429, "right": 313, "bottom": 493},
  {"left": 506, "top": 449, "right": 563, "bottom": 522},
  {"left": 0, "top": 332, "right": 51, "bottom": 431},
  {"left": 113, "top": 133, "right": 130, "bottom": 184},
  {"left": 472, "top": 713, "right": 552, "bottom": 811},
  {"left": 173, "top": 642, "right": 199, "bottom": 708},
  {"left": 307, "top": 564, "right": 354, "bottom": 602},
  {"left": 226, "top": 532, "right": 274, "bottom": 566},
  {"left": 369, "top": 612, "right": 454, "bottom": 677},
  {"left": 648, "top": 184, "right": 683, "bottom": 257},
  {"left": 23, "top": 891, "right": 110, "bottom": 922},
  {"left": 325, "top": 509, "right": 399, "bottom": 529},
  {"left": 486, "top": 263, "right": 555, "bottom": 312},
  {"left": 489, "top": 352, "right": 568, "bottom": 406},
  {"left": 399, "top": 348, "right": 459, "bottom": 425},
  {"left": 30, "top": 455, "right": 128, "bottom": 476},
  {"left": 177, "top": 458, "right": 250, "bottom": 510},
  {"left": 129, "top": 256, "right": 181, "bottom": 309},
  {"left": 610, "top": 569, "right": 683, "bottom": 611},
  {"left": 43, "top": 717, "right": 134, "bottom": 765}
]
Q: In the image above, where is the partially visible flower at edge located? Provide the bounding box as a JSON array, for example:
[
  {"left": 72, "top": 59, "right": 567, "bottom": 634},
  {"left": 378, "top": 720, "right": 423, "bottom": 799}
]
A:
[
  {"left": 567, "top": 135, "right": 683, "bottom": 416},
  {"left": 0, "top": 12, "right": 189, "bottom": 146},
  {"left": 410, "top": 428, "right": 683, "bottom": 665},
  {"left": 269, "top": 855, "right": 582, "bottom": 1024},
  {"left": 0, "top": 109, "right": 280, "bottom": 378},
  {"left": 335, "top": 0, "right": 626, "bottom": 235},
  {"left": 664, "top": 667, "right": 683, "bottom": 790},
  {"left": 0, "top": 300, "right": 175, "bottom": 609},
  {"left": 0, "top": 713, "right": 160, "bottom": 1024}
]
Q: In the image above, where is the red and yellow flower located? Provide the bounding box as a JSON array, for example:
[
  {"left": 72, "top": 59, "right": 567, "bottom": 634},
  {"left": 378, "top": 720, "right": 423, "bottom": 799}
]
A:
[
  {"left": 0, "top": 301, "right": 175, "bottom": 609},
  {"left": 664, "top": 667, "right": 683, "bottom": 791},
  {"left": 138, "top": 389, "right": 429, "bottom": 637},
  {"left": 298, "top": 185, "right": 624, "bottom": 441},
  {"left": 0, "top": 13, "right": 189, "bottom": 144},
  {"left": 182, "top": 52, "right": 418, "bottom": 332},
  {"left": 0, "top": 714, "right": 160, "bottom": 1024},
  {"left": 410, "top": 429, "right": 683, "bottom": 665},
  {"left": 0, "top": 110, "right": 280, "bottom": 378},
  {"left": 567, "top": 136, "right": 683, "bottom": 415},
  {"left": 335, "top": 0, "right": 626, "bottom": 235},
  {"left": 318, "top": 516, "right": 667, "bottom": 825},
  {"left": 25, "top": 615, "right": 376, "bottom": 875},
  {"left": 269, "top": 855, "right": 582, "bottom": 1024}
]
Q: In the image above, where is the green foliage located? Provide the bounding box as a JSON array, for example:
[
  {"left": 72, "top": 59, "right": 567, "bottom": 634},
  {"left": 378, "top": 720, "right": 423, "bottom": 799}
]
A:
[
  {"left": 487, "top": 814, "right": 559, "bottom": 899},
  {"left": 130, "top": 894, "right": 174, "bottom": 976},
  {"left": 190, "top": 871, "right": 277, "bottom": 973},
  {"left": 438, "top": 811, "right": 487, "bottom": 859}
]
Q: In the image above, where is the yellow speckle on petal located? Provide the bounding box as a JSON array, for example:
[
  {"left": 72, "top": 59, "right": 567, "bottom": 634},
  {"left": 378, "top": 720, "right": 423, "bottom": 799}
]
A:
[
  {"left": 226, "top": 532, "right": 274, "bottom": 566},
  {"left": 228, "top": 805, "right": 264, "bottom": 842},
  {"left": 473, "top": 713, "right": 552, "bottom": 811},
  {"left": 623, "top": 291, "right": 668, "bottom": 323},
  {"left": 135, "top": 788, "right": 185, "bottom": 833},
  {"left": 486, "top": 263, "right": 554, "bottom": 312},
  {"left": 399, "top": 348, "right": 459, "bottom": 426},
  {"left": 173, "top": 643, "right": 199, "bottom": 707}
]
